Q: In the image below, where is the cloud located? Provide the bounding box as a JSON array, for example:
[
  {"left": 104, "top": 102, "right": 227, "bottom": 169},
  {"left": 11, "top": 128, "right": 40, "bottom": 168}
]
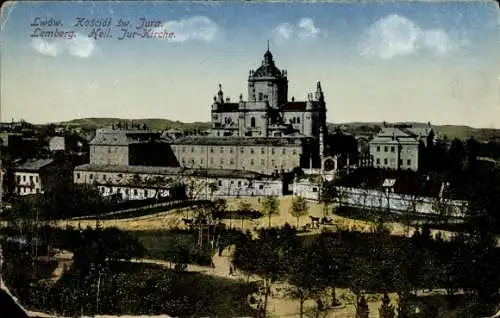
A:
[
  {"left": 358, "top": 14, "right": 460, "bottom": 59},
  {"left": 68, "top": 34, "right": 97, "bottom": 58},
  {"left": 272, "top": 18, "right": 325, "bottom": 43},
  {"left": 31, "top": 39, "right": 62, "bottom": 57},
  {"left": 155, "top": 16, "right": 219, "bottom": 43},
  {"left": 30, "top": 33, "right": 98, "bottom": 58}
]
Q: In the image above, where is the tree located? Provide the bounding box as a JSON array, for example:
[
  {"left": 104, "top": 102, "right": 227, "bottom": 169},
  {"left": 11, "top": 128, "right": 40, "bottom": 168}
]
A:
[
  {"left": 238, "top": 200, "right": 252, "bottom": 229},
  {"left": 252, "top": 227, "right": 299, "bottom": 317},
  {"left": 356, "top": 295, "right": 369, "bottom": 318},
  {"left": 378, "top": 293, "right": 395, "bottom": 318},
  {"left": 448, "top": 138, "right": 466, "bottom": 171},
  {"left": 289, "top": 196, "right": 309, "bottom": 227},
  {"left": 261, "top": 196, "right": 279, "bottom": 228},
  {"left": 320, "top": 181, "right": 337, "bottom": 217},
  {"left": 287, "top": 245, "right": 319, "bottom": 318}
]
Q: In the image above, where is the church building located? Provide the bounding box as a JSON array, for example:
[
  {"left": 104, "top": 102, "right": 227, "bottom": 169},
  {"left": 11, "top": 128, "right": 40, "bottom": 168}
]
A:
[
  {"left": 210, "top": 46, "right": 327, "bottom": 138},
  {"left": 171, "top": 46, "right": 328, "bottom": 175}
]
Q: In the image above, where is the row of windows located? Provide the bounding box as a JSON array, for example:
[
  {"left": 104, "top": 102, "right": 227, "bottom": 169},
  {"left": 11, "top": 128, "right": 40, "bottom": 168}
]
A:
[
  {"left": 181, "top": 146, "right": 297, "bottom": 156},
  {"left": 376, "top": 158, "right": 412, "bottom": 166},
  {"left": 289, "top": 117, "right": 301, "bottom": 124},
  {"left": 18, "top": 186, "right": 40, "bottom": 194},
  {"left": 375, "top": 145, "right": 414, "bottom": 153},
  {"left": 376, "top": 145, "right": 396, "bottom": 153},
  {"left": 182, "top": 157, "right": 292, "bottom": 168},
  {"left": 102, "top": 187, "right": 152, "bottom": 196},
  {"left": 16, "top": 175, "right": 39, "bottom": 183}
]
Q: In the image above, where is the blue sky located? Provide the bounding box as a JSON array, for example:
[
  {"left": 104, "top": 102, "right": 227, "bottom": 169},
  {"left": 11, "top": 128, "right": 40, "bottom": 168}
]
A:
[{"left": 1, "top": 1, "right": 499, "bottom": 128}]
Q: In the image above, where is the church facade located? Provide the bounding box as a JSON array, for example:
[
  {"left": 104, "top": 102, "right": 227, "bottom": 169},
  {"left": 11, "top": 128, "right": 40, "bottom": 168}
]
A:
[{"left": 209, "top": 48, "right": 327, "bottom": 138}]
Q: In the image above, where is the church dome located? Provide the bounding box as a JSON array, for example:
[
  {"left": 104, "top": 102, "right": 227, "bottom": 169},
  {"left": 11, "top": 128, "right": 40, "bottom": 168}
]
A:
[{"left": 252, "top": 49, "right": 284, "bottom": 78}]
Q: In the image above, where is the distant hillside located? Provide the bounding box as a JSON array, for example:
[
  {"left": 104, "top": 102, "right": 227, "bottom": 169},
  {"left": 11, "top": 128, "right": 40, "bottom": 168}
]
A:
[
  {"left": 57, "top": 118, "right": 500, "bottom": 142},
  {"left": 58, "top": 118, "right": 211, "bottom": 131},
  {"left": 331, "top": 122, "right": 500, "bottom": 142}
]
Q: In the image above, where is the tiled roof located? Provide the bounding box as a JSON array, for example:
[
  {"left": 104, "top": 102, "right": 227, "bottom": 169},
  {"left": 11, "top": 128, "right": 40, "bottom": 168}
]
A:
[
  {"left": 280, "top": 102, "right": 307, "bottom": 111},
  {"left": 170, "top": 136, "right": 309, "bottom": 146},
  {"left": 370, "top": 127, "right": 432, "bottom": 144},
  {"left": 215, "top": 103, "right": 239, "bottom": 112},
  {"left": 89, "top": 129, "right": 162, "bottom": 146},
  {"left": 14, "top": 159, "right": 54, "bottom": 171},
  {"left": 74, "top": 164, "right": 267, "bottom": 179}
]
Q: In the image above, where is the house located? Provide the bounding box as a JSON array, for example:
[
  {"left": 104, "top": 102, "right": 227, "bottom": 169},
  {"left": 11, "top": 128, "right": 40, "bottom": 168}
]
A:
[
  {"left": 13, "top": 159, "right": 73, "bottom": 196},
  {"left": 73, "top": 164, "right": 283, "bottom": 200},
  {"left": 369, "top": 123, "right": 434, "bottom": 171}
]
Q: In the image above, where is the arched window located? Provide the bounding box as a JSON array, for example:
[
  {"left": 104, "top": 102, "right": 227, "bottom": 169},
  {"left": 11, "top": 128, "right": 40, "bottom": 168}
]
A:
[{"left": 251, "top": 117, "right": 256, "bottom": 128}]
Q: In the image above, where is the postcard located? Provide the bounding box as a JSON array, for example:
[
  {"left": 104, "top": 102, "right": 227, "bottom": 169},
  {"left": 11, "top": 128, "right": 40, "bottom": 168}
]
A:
[{"left": 1, "top": 1, "right": 500, "bottom": 318}]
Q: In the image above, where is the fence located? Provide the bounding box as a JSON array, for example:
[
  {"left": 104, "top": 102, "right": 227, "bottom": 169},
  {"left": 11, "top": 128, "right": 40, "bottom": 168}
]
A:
[{"left": 337, "top": 187, "right": 467, "bottom": 218}]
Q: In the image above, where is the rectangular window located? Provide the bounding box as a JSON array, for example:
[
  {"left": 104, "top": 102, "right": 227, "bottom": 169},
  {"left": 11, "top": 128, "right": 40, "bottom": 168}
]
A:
[
  {"left": 230, "top": 159, "right": 234, "bottom": 165},
  {"left": 145, "top": 190, "right": 148, "bottom": 197},
  {"left": 250, "top": 159, "right": 254, "bottom": 165},
  {"left": 200, "top": 159, "right": 204, "bottom": 165},
  {"left": 191, "top": 147, "right": 194, "bottom": 152},
  {"left": 238, "top": 181, "right": 242, "bottom": 186},
  {"left": 240, "top": 147, "right": 244, "bottom": 153},
  {"left": 261, "top": 159, "right": 265, "bottom": 166},
  {"left": 125, "top": 189, "right": 129, "bottom": 195},
  {"left": 220, "top": 159, "right": 224, "bottom": 164},
  {"left": 17, "top": 176, "right": 20, "bottom": 183},
  {"left": 292, "top": 150, "right": 297, "bottom": 155},
  {"left": 384, "top": 158, "right": 388, "bottom": 165},
  {"left": 103, "top": 175, "right": 107, "bottom": 180},
  {"left": 90, "top": 174, "right": 93, "bottom": 180},
  {"left": 271, "top": 148, "right": 275, "bottom": 155},
  {"left": 230, "top": 148, "right": 233, "bottom": 153},
  {"left": 134, "top": 189, "right": 138, "bottom": 195},
  {"left": 271, "top": 159, "right": 275, "bottom": 166},
  {"left": 376, "top": 158, "right": 381, "bottom": 164},
  {"left": 261, "top": 148, "right": 265, "bottom": 154},
  {"left": 282, "top": 148, "right": 286, "bottom": 155},
  {"left": 218, "top": 180, "right": 222, "bottom": 186},
  {"left": 376, "top": 146, "right": 380, "bottom": 152},
  {"left": 35, "top": 176, "right": 39, "bottom": 183},
  {"left": 407, "top": 159, "right": 411, "bottom": 166},
  {"left": 220, "top": 147, "right": 224, "bottom": 153},
  {"left": 384, "top": 146, "right": 388, "bottom": 152},
  {"left": 250, "top": 148, "right": 254, "bottom": 154},
  {"left": 296, "top": 117, "right": 301, "bottom": 124},
  {"left": 210, "top": 147, "right": 214, "bottom": 153},
  {"left": 23, "top": 175, "right": 26, "bottom": 182},
  {"left": 77, "top": 173, "right": 81, "bottom": 179},
  {"left": 29, "top": 176, "right": 33, "bottom": 182},
  {"left": 399, "top": 159, "right": 403, "bottom": 165}
]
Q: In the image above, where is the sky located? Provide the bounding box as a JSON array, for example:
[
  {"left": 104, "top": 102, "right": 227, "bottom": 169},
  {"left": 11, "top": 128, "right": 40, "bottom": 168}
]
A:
[{"left": 1, "top": 1, "right": 499, "bottom": 128}]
